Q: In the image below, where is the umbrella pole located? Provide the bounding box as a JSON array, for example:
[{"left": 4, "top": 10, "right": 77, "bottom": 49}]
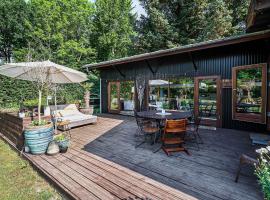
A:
[{"left": 54, "top": 86, "right": 57, "bottom": 134}]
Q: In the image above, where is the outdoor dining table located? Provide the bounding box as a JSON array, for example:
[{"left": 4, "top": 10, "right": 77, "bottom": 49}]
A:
[
  {"left": 136, "top": 110, "right": 192, "bottom": 153},
  {"left": 136, "top": 110, "right": 192, "bottom": 121}
]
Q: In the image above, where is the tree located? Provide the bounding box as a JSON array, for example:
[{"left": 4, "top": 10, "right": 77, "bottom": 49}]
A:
[
  {"left": 198, "top": 0, "right": 233, "bottom": 41},
  {"left": 0, "top": 0, "right": 29, "bottom": 63},
  {"left": 14, "top": 0, "right": 96, "bottom": 69},
  {"left": 225, "top": 0, "right": 249, "bottom": 34},
  {"left": 23, "top": 63, "right": 53, "bottom": 124},
  {"left": 166, "top": 0, "right": 209, "bottom": 44},
  {"left": 93, "top": 0, "right": 136, "bottom": 61},
  {"left": 136, "top": 0, "right": 250, "bottom": 51},
  {"left": 136, "top": 0, "right": 178, "bottom": 53}
]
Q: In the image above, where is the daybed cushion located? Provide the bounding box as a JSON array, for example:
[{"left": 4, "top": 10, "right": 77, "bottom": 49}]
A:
[
  {"left": 53, "top": 104, "right": 97, "bottom": 130},
  {"left": 59, "top": 114, "right": 97, "bottom": 123},
  {"left": 59, "top": 109, "right": 81, "bottom": 117}
]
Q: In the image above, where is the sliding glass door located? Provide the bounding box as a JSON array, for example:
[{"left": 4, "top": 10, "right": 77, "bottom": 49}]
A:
[
  {"left": 194, "top": 76, "right": 222, "bottom": 127},
  {"left": 120, "top": 81, "right": 135, "bottom": 114},
  {"left": 108, "top": 82, "right": 120, "bottom": 113},
  {"left": 108, "top": 81, "right": 135, "bottom": 114}
]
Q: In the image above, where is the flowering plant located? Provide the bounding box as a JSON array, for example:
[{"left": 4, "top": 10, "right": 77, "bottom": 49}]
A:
[{"left": 255, "top": 146, "right": 270, "bottom": 200}]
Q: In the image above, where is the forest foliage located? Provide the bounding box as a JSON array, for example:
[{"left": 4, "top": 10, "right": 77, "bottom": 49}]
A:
[{"left": 0, "top": 0, "right": 250, "bottom": 108}]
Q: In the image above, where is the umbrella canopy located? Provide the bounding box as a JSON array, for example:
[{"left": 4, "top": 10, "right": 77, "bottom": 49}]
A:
[
  {"left": 149, "top": 79, "right": 171, "bottom": 86},
  {"left": 0, "top": 60, "right": 87, "bottom": 83}
]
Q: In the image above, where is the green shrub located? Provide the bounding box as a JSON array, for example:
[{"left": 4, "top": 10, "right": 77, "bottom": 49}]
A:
[
  {"left": 23, "top": 98, "right": 47, "bottom": 108},
  {"left": 255, "top": 147, "right": 270, "bottom": 200},
  {"left": 30, "top": 120, "right": 47, "bottom": 126},
  {"left": 54, "top": 134, "right": 67, "bottom": 142}
]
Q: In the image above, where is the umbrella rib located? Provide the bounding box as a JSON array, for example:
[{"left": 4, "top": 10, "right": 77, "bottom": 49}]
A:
[
  {"left": 15, "top": 68, "right": 34, "bottom": 79},
  {"left": 60, "top": 71, "right": 79, "bottom": 83}
]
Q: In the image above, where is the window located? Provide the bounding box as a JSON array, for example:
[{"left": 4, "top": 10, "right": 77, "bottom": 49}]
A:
[
  {"left": 232, "top": 63, "right": 267, "bottom": 124},
  {"left": 120, "top": 81, "right": 135, "bottom": 111},
  {"left": 148, "top": 78, "right": 194, "bottom": 111},
  {"left": 149, "top": 79, "right": 169, "bottom": 110},
  {"left": 169, "top": 78, "right": 194, "bottom": 110}
]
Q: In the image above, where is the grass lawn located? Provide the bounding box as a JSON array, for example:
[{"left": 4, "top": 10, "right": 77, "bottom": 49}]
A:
[{"left": 0, "top": 139, "right": 62, "bottom": 200}]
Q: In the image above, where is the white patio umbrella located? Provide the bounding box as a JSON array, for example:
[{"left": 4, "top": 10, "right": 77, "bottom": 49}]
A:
[
  {"left": 0, "top": 60, "right": 87, "bottom": 83},
  {"left": 0, "top": 60, "right": 88, "bottom": 131}
]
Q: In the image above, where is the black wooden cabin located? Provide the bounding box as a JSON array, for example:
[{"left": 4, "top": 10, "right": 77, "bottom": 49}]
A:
[{"left": 85, "top": 30, "right": 270, "bottom": 132}]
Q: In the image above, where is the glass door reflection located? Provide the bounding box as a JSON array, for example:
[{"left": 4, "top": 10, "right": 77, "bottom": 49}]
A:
[
  {"left": 194, "top": 76, "right": 221, "bottom": 127},
  {"left": 108, "top": 82, "right": 120, "bottom": 113}
]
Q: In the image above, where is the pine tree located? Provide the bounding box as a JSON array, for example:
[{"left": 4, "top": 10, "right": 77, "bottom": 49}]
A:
[
  {"left": 167, "top": 0, "right": 209, "bottom": 44},
  {"left": 93, "top": 0, "right": 136, "bottom": 61},
  {"left": 136, "top": 0, "right": 250, "bottom": 52},
  {"left": 136, "top": 0, "right": 179, "bottom": 53},
  {"left": 225, "top": 0, "right": 250, "bottom": 34},
  {"left": 198, "top": 0, "right": 233, "bottom": 41}
]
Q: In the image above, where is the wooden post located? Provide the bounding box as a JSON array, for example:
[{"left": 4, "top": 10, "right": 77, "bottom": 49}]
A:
[
  {"left": 38, "top": 90, "right": 42, "bottom": 124},
  {"left": 267, "top": 52, "right": 270, "bottom": 131}
]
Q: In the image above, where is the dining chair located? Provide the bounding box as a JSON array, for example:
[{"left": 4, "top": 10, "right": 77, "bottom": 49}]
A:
[
  {"left": 134, "top": 110, "right": 160, "bottom": 148},
  {"left": 186, "top": 110, "right": 203, "bottom": 149},
  {"left": 162, "top": 119, "right": 189, "bottom": 156}
]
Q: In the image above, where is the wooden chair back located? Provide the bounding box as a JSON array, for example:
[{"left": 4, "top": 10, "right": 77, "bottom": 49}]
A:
[{"left": 164, "top": 119, "right": 186, "bottom": 134}]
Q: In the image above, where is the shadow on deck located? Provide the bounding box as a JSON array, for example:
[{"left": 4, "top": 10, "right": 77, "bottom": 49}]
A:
[
  {"left": 12, "top": 114, "right": 263, "bottom": 200},
  {"left": 79, "top": 114, "right": 262, "bottom": 200}
]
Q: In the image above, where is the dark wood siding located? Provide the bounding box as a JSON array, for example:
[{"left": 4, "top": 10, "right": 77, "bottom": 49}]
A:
[{"left": 99, "top": 40, "right": 269, "bottom": 131}]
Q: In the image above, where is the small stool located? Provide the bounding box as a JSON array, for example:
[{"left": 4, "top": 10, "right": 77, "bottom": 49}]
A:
[{"left": 57, "top": 120, "right": 71, "bottom": 136}]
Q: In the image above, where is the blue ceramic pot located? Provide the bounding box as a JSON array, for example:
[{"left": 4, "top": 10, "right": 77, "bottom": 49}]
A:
[
  {"left": 57, "top": 139, "right": 70, "bottom": 153},
  {"left": 24, "top": 123, "right": 53, "bottom": 154}
]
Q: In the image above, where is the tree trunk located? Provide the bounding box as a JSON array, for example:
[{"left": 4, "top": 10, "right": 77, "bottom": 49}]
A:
[
  {"left": 84, "top": 90, "right": 90, "bottom": 109},
  {"left": 38, "top": 90, "right": 42, "bottom": 124}
]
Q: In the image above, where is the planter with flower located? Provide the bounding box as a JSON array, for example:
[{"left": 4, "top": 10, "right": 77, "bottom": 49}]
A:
[
  {"left": 54, "top": 133, "right": 71, "bottom": 153},
  {"left": 79, "top": 82, "right": 94, "bottom": 115},
  {"left": 23, "top": 65, "right": 54, "bottom": 155},
  {"left": 255, "top": 146, "right": 270, "bottom": 200}
]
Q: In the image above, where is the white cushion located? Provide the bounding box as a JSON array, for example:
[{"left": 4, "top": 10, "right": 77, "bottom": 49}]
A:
[
  {"left": 64, "top": 104, "right": 78, "bottom": 110},
  {"left": 59, "top": 109, "right": 81, "bottom": 117},
  {"left": 59, "top": 114, "right": 97, "bottom": 123}
]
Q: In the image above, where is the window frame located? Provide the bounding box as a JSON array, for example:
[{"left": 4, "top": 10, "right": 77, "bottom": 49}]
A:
[{"left": 232, "top": 63, "right": 267, "bottom": 124}]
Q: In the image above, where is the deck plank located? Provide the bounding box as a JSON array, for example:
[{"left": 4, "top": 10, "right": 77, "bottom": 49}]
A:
[
  {"left": 68, "top": 148, "right": 195, "bottom": 200},
  {"left": 31, "top": 155, "right": 99, "bottom": 200},
  {"left": 40, "top": 154, "right": 119, "bottom": 200}
]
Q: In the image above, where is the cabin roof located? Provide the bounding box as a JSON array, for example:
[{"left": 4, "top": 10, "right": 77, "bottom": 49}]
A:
[{"left": 84, "top": 29, "right": 270, "bottom": 70}]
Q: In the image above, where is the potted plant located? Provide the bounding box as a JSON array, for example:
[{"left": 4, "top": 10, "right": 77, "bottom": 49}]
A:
[
  {"left": 24, "top": 64, "right": 54, "bottom": 155},
  {"left": 18, "top": 108, "right": 26, "bottom": 118},
  {"left": 54, "top": 133, "right": 70, "bottom": 153},
  {"left": 24, "top": 119, "right": 53, "bottom": 154},
  {"left": 255, "top": 146, "right": 270, "bottom": 200},
  {"left": 79, "top": 82, "right": 94, "bottom": 115}
]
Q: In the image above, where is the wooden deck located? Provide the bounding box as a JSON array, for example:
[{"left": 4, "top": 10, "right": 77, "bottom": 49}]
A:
[{"left": 7, "top": 114, "right": 263, "bottom": 199}]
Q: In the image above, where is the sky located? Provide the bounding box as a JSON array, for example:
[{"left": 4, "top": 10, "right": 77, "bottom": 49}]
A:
[
  {"left": 132, "top": 0, "right": 146, "bottom": 17},
  {"left": 90, "top": 0, "right": 146, "bottom": 17}
]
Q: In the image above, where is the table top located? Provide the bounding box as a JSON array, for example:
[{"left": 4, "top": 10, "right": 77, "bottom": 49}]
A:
[{"left": 137, "top": 110, "right": 192, "bottom": 120}]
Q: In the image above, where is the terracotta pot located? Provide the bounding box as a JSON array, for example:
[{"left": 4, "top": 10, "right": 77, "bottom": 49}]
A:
[{"left": 79, "top": 106, "right": 94, "bottom": 115}]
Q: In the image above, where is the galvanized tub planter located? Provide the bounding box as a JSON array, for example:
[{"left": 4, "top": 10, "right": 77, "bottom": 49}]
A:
[{"left": 24, "top": 123, "right": 53, "bottom": 154}]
